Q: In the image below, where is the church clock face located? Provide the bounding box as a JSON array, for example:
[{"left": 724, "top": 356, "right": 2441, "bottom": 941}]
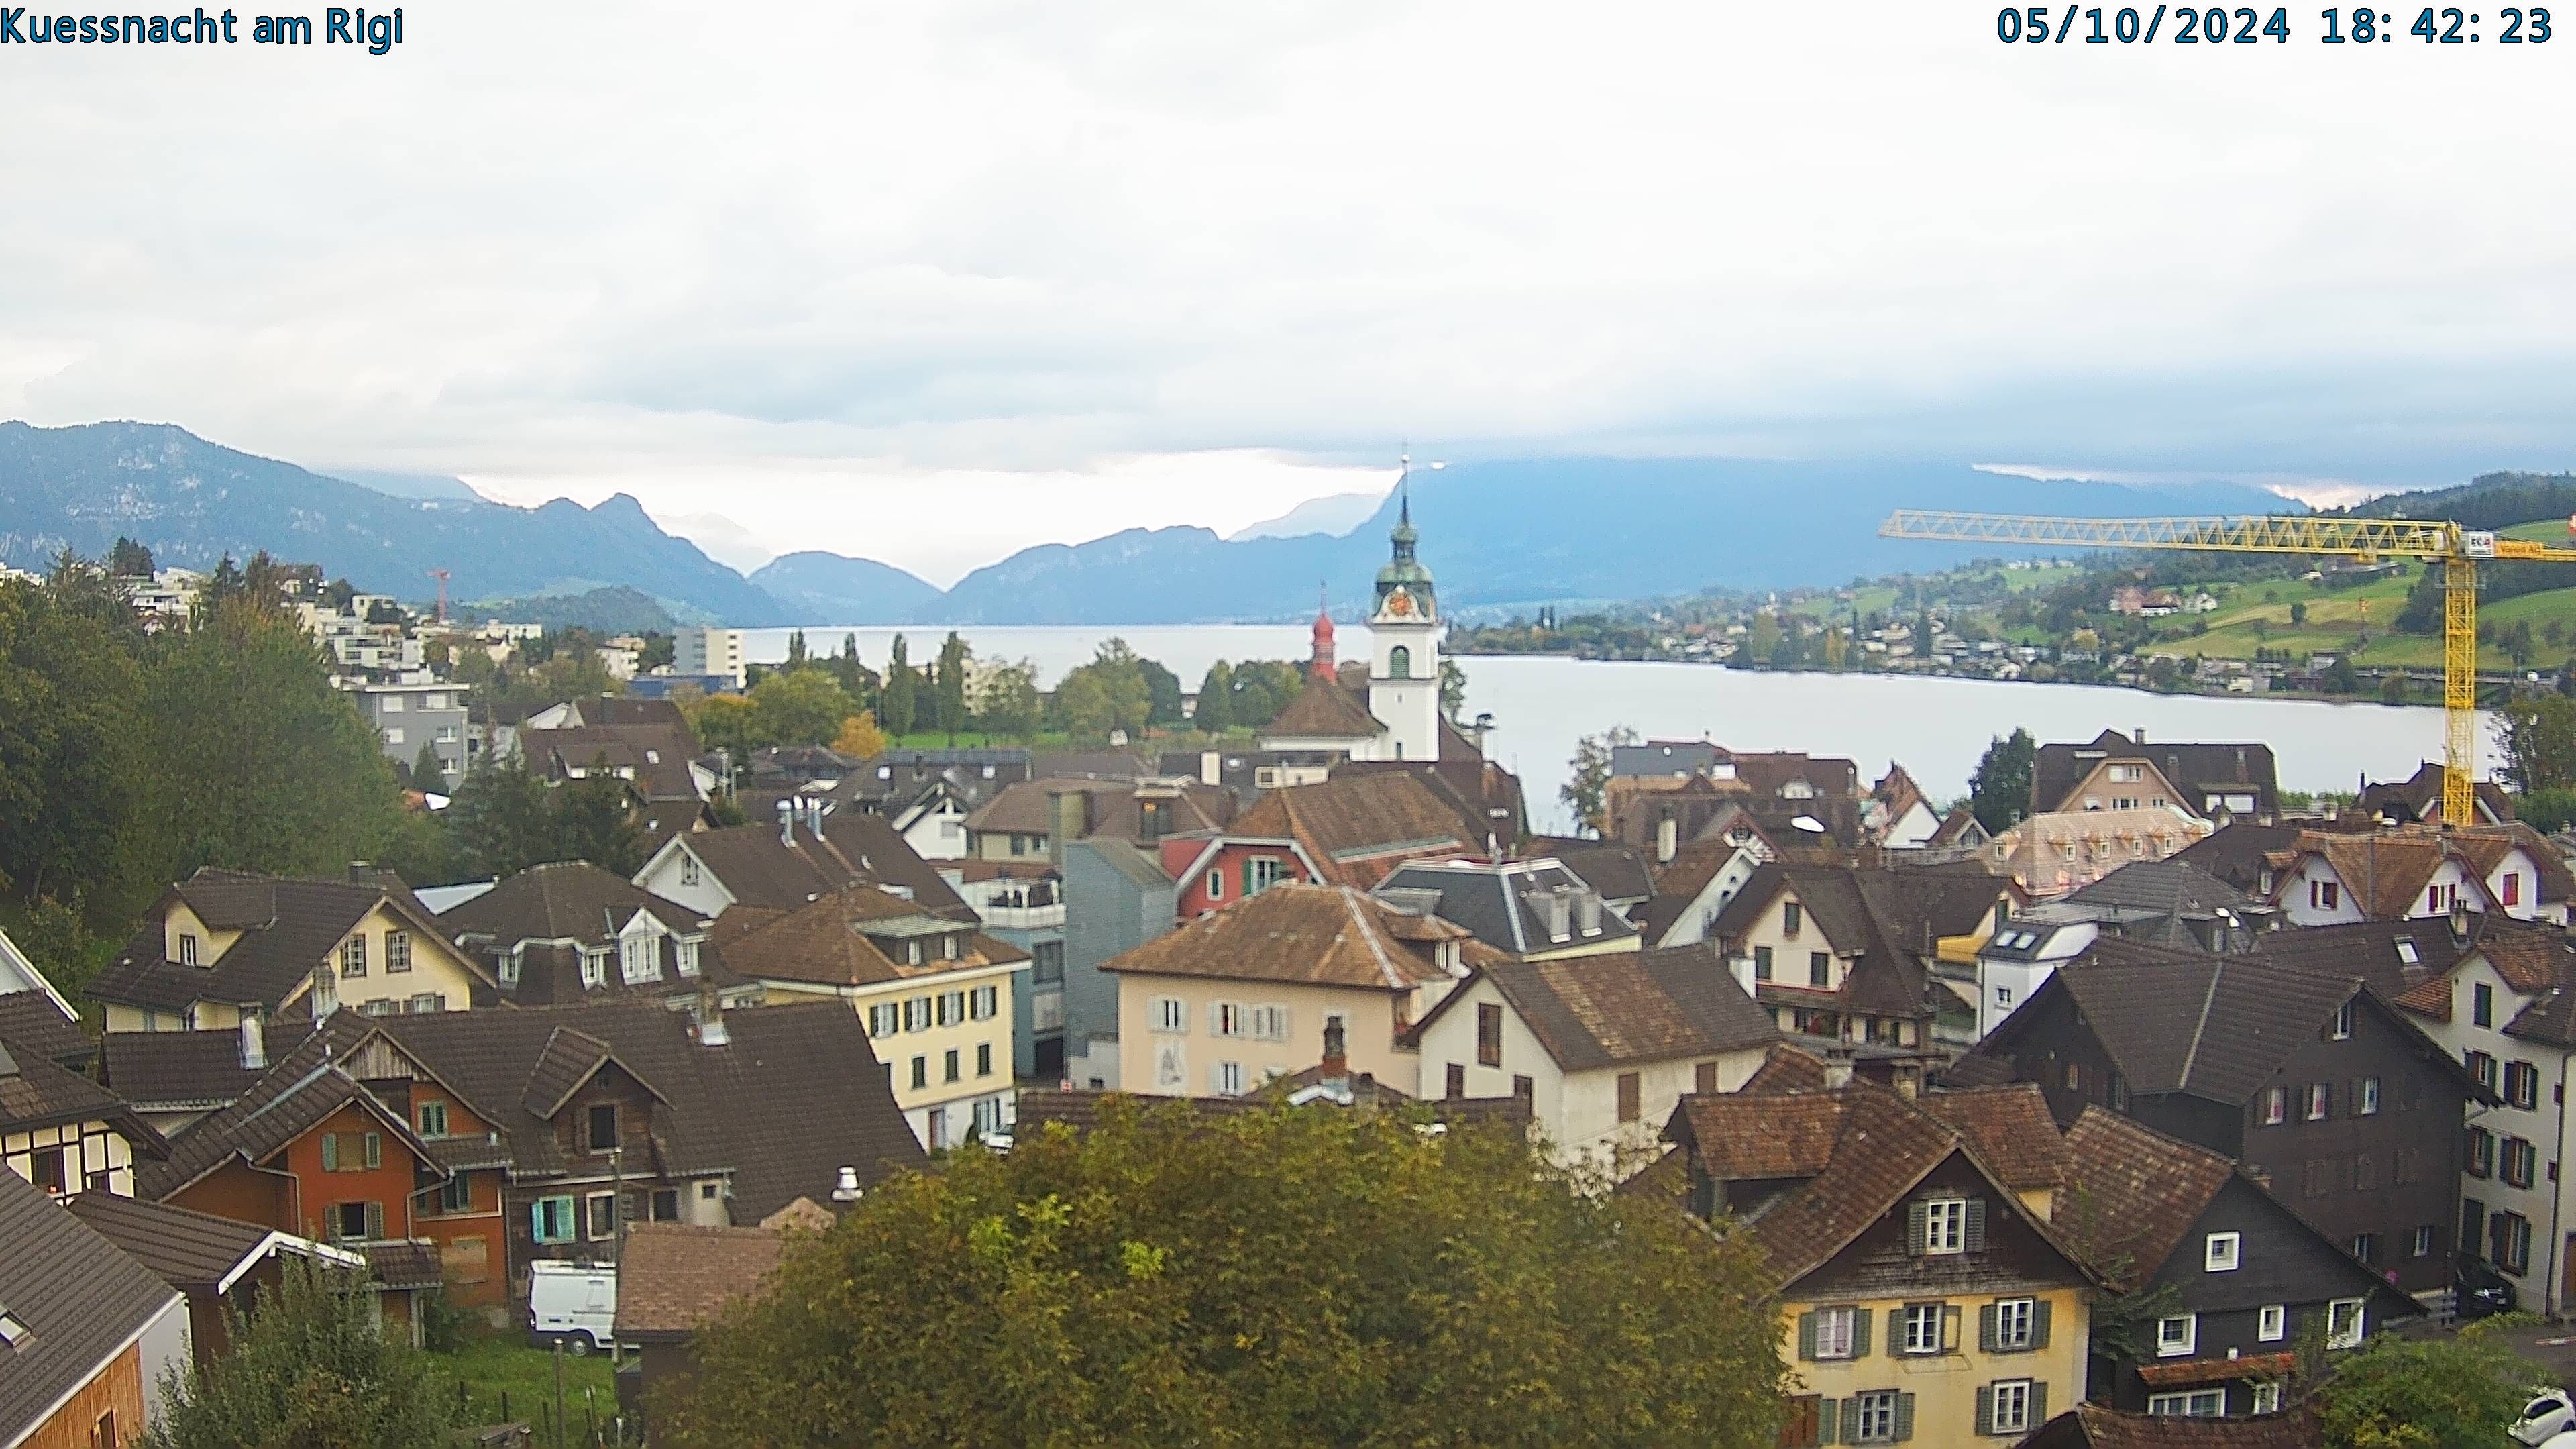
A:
[{"left": 1386, "top": 586, "right": 1415, "bottom": 618}]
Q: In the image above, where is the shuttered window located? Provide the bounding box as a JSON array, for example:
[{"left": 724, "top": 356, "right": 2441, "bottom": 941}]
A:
[{"left": 1615, "top": 1072, "right": 1641, "bottom": 1124}]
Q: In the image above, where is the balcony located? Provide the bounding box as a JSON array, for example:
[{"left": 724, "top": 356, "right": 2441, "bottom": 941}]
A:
[{"left": 976, "top": 902, "right": 1066, "bottom": 930}]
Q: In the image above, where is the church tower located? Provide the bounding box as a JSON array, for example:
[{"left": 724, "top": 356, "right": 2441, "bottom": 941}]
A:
[
  {"left": 1368, "top": 485, "right": 1441, "bottom": 761},
  {"left": 1309, "top": 585, "right": 1337, "bottom": 684}
]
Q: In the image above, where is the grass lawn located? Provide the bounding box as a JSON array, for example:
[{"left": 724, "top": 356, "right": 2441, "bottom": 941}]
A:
[{"left": 433, "top": 1334, "right": 619, "bottom": 1434}]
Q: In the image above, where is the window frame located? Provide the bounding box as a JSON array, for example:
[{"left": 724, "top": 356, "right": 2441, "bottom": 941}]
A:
[
  {"left": 1991, "top": 1296, "right": 2035, "bottom": 1351},
  {"left": 586, "top": 1104, "right": 619, "bottom": 1153},
  {"left": 2257, "top": 1303, "right": 2286, "bottom": 1342},
  {"left": 2359, "top": 1076, "right": 2381, "bottom": 1115},
  {"left": 341, "top": 934, "right": 368, "bottom": 977},
  {"left": 1900, "top": 1301, "right": 1944, "bottom": 1356},
  {"left": 1151, "top": 996, "right": 1187, "bottom": 1034},
  {"left": 1988, "top": 1378, "right": 2035, "bottom": 1436},
  {"left": 1812, "top": 1304, "right": 1858, "bottom": 1360},
  {"left": 2326, "top": 1297, "right": 2365, "bottom": 1350},
  {"left": 584, "top": 1190, "right": 619, "bottom": 1242},
  {"left": 1475, "top": 1002, "right": 1503, "bottom": 1067},
  {"left": 1921, "top": 1197, "right": 1968, "bottom": 1255},
  {"left": 2154, "top": 1313, "right": 2196, "bottom": 1358},
  {"left": 2204, "top": 1232, "right": 2240, "bottom": 1273},
  {"left": 2147, "top": 1389, "right": 2225, "bottom": 1417},
  {"left": 1848, "top": 1391, "right": 1900, "bottom": 1444}
]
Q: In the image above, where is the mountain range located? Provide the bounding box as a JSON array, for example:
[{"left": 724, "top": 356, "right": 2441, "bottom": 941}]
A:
[{"left": 1, "top": 420, "right": 2321, "bottom": 629}]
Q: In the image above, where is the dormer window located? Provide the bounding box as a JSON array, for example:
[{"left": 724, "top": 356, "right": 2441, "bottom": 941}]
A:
[
  {"left": 676, "top": 938, "right": 700, "bottom": 977},
  {"left": 1914, "top": 1197, "right": 1974, "bottom": 1255},
  {"left": 178, "top": 933, "right": 199, "bottom": 967}
]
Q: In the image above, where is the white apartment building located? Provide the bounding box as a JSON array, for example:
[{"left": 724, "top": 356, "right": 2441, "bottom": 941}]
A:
[{"left": 674, "top": 625, "right": 746, "bottom": 688}]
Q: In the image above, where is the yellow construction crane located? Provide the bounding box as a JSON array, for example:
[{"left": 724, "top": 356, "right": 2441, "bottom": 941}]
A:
[{"left": 1878, "top": 510, "right": 2576, "bottom": 826}]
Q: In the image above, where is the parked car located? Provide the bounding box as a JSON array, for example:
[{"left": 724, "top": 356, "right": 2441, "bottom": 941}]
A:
[
  {"left": 2459, "top": 1258, "right": 2520, "bottom": 1322},
  {"left": 528, "top": 1260, "right": 617, "bottom": 1354},
  {"left": 2514, "top": 1387, "right": 2574, "bottom": 1446}
]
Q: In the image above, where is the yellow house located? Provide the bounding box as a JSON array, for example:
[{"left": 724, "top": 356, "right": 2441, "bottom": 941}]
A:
[
  {"left": 1101, "top": 881, "right": 1499, "bottom": 1099},
  {"left": 90, "top": 867, "right": 492, "bottom": 1034},
  {"left": 1663, "top": 1082, "right": 2100, "bottom": 1446},
  {"left": 708, "top": 882, "right": 1026, "bottom": 1150}
]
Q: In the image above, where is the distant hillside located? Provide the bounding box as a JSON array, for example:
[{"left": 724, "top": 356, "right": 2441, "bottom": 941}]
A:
[
  {"left": 0, "top": 421, "right": 790, "bottom": 624},
  {"left": 1229, "top": 490, "right": 1385, "bottom": 541},
  {"left": 748, "top": 551, "right": 943, "bottom": 623},
  {"left": 2351, "top": 470, "right": 2576, "bottom": 531},
  {"left": 920, "top": 459, "right": 2298, "bottom": 624},
  {"left": 325, "top": 468, "right": 484, "bottom": 502},
  {"left": 459, "top": 585, "right": 676, "bottom": 633}
]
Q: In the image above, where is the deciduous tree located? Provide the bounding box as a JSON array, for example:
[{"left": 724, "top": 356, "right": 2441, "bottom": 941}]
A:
[
  {"left": 934, "top": 631, "right": 972, "bottom": 741},
  {"left": 749, "top": 667, "right": 857, "bottom": 748},
  {"left": 881, "top": 635, "right": 917, "bottom": 737},
  {"left": 1968, "top": 727, "right": 2037, "bottom": 835},
  {"left": 1560, "top": 725, "right": 1637, "bottom": 838},
  {"left": 1193, "top": 661, "right": 1234, "bottom": 733},
  {"left": 2502, "top": 691, "right": 2576, "bottom": 794},
  {"left": 834, "top": 711, "right": 890, "bottom": 759},
  {"left": 2310, "top": 1313, "right": 2542, "bottom": 1448},
  {"left": 661, "top": 1099, "right": 1786, "bottom": 1449},
  {"left": 140, "top": 1259, "right": 457, "bottom": 1449}
]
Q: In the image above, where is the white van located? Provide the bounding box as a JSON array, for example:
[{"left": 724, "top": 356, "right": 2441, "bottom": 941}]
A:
[{"left": 527, "top": 1260, "right": 616, "bottom": 1354}]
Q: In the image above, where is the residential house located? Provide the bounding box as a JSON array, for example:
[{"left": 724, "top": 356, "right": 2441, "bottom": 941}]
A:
[
  {"left": 435, "top": 861, "right": 729, "bottom": 1008},
  {"left": 1662, "top": 1083, "right": 2099, "bottom": 1447},
  {"left": 1630, "top": 839, "right": 1764, "bottom": 949},
  {"left": 1181, "top": 769, "right": 1483, "bottom": 907},
  {"left": 0, "top": 1172, "right": 191, "bottom": 1449},
  {"left": 1609, "top": 738, "right": 1728, "bottom": 778},
  {"left": 1405, "top": 943, "right": 1778, "bottom": 1179},
  {"left": 1373, "top": 857, "right": 1641, "bottom": 961},
  {"left": 613, "top": 1221, "right": 790, "bottom": 1433},
  {"left": 2173, "top": 822, "right": 2308, "bottom": 898},
  {"left": 633, "top": 804, "right": 974, "bottom": 925},
  {"left": 89, "top": 867, "right": 494, "bottom": 1032},
  {"left": 944, "top": 862, "right": 1067, "bottom": 1079},
  {"left": 2387, "top": 926, "right": 2576, "bottom": 1312},
  {"left": 1961, "top": 939, "right": 2477, "bottom": 1301},
  {"left": 1988, "top": 807, "right": 2216, "bottom": 899},
  {"left": 960, "top": 776, "right": 1234, "bottom": 867},
  {"left": 0, "top": 930, "right": 86, "bottom": 1069},
  {"left": 64, "top": 1193, "right": 366, "bottom": 1367},
  {"left": 826, "top": 747, "right": 1032, "bottom": 861},
  {"left": 1709, "top": 862, "right": 2015, "bottom": 1077},
  {"left": 347, "top": 680, "right": 472, "bottom": 784},
  {"left": 1, "top": 1030, "right": 167, "bottom": 1199},
  {"left": 516, "top": 715, "right": 714, "bottom": 855},
  {"left": 1974, "top": 860, "right": 2266, "bottom": 1040},
  {"left": 1540, "top": 841, "right": 1657, "bottom": 922},
  {"left": 1058, "top": 839, "right": 1179, "bottom": 1090},
  {"left": 2355, "top": 761, "right": 2516, "bottom": 827},
  {"left": 1605, "top": 765, "right": 1874, "bottom": 857},
  {"left": 132, "top": 999, "right": 920, "bottom": 1315},
  {"left": 2260, "top": 824, "right": 2570, "bottom": 927},
  {"left": 1100, "top": 882, "right": 1494, "bottom": 1100},
  {"left": 2057, "top": 1108, "right": 2418, "bottom": 1417},
  {"left": 1870, "top": 765, "right": 1944, "bottom": 849},
  {"left": 2030, "top": 731, "right": 2278, "bottom": 826},
  {"left": 95, "top": 1030, "right": 266, "bottom": 1139},
  {"left": 708, "top": 885, "right": 1025, "bottom": 1148}
]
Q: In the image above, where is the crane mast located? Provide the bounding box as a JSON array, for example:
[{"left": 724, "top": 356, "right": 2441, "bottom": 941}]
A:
[{"left": 1878, "top": 510, "right": 2576, "bottom": 827}]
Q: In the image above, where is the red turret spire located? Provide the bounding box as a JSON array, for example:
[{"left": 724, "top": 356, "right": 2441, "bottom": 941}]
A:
[{"left": 1309, "top": 583, "right": 1336, "bottom": 682}]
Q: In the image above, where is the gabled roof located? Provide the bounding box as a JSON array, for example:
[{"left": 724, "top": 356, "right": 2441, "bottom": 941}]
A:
[
  {"left": 706, "top": 883, "right": 1028, "bottom": 989},
  {"left": 2270, "top": 912, "right": 2554, "bottom": 1005},
  {"left": 1099, "top": 882, "right": 1485, "bottom": 991},
  {"left": 2257, "top": 827, "right": 2530, "bottom": 919},
  {"left": 2033, "top": 731, "right": 2277, "bottom": 816},
  {"left": 1542, "top": 843, "right": 1656, "bottom": 905},
  {"left": 1710, "top": 862, "right": 2010, "bottom": 1018},
  {"left": 521, "top": 721, "right": 703, "bottom": 802},
  {"left": 439, "top": 861, "right": 707, "bottom": 948},
  {"left": 1913, "top": 1084, "right": 2068, "bottom": 1195},
  {"left": 2055, "top": 1108, "right": 2239, "bottom": 1291},
  {"left": 659, "top": 814, "right": 971, "bottom": 919},
  {"left": 2021, "top": 1403, "right": 2322, "bottom": 1449},
  {"left": 1648, "top": 838, "right": 1752, "bottom": 904},
  {"left": 2063, "top": 859, "right": 2255, "bottom": 925},
  {"left": 64, "top": 1191, "right": 361, "bottom": 1293},
  {"left": 1669, "top": 1083, "right": 2096, "bottom": 1293},
  {"left": 136, "top": 1057, "right": 441, "bottom": 1202},
  {"left": 1373, "top": 857, "right": 1641, "bottom": 957},
  {"left": 960, "top": 777, "right": 1234, "bottom": 843},
  {"left": 99, "top": 1029, "right": 262, "bottom": 1110},
  {"left": 2357, "top": 761, "right": 2516, "bottom": 826},
  {"left": 2173, "top": 820, "right": 2307, "bottom": 895},
  {"left": 614, "top": 1222, "right": 790, "bottom": 1342},
  {"left": 91, "top": 867, "right": 486, "bottom": 1016},
  {"left": 519, "top": 1026, "right": 657, "bottom": 1120},
  {"left": 0, "top": 1034, "right": 168, "bottom": 1153},
  {"left": 0, "top": 1172, "right": 184, "bottom": 1446},
  {"left": 1261, "top": 680, "right": 1385, "bottom": 739},
  {"left": 0, "top": 991, "right": 90, "bottom": 1071},
  {"left": 1738, "top": 1042, "right": 1833, "bottom": 1095},
  {"left": 1411, "top": 945, "right": 1779, "bottom": 1073},
  {"left": 1228, "top": 773, "right": 1479, "bottom": 890}
]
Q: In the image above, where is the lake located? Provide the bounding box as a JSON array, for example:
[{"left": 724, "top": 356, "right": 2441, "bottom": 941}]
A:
[{"left": 739, "top": 625, "right": 2475, "bottom": 835}]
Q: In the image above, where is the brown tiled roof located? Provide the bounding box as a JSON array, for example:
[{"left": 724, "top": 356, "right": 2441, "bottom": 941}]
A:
[
  {"left": 64, "top": 1191, "right": 352, "bottom": 1291},
  {"left": 706, "top": 884, "right": 1027, "bottom": 989},
  {"left": 91, "top": 868, "right": 486, "bottom": 1016},
  {"left": 2259, "top": 828, "right": 2505, "bottom": 920},
  {"left": 1417, "top": 945, "right": 1778, "bottom": 1073},
  {"left": 521, "top": 722, "right": 702, "bottom": 802},
  {"left": 1674, "top": 1091, "right": 1849, "bottom": 1181},
  {"left": 136, "top": 1059, "right": 437, "bottom": 1201},
  {"left": 1711, "top": 862, "right": 2009, "bottom": 1019},
  {"left": 1099, "top": 883, "right": 1469, "bottom": 991},
  {"left": 2023, "top": 1401, "right": 2321, "bottom": 1448},
  {"left": 99, "top": 1029, "right": 261, "bottom": 1109},
  {"left": 438, "top": 862, "right": 707, "bottom": 949},
  {"left": 1263, "top": 681, "right": 1383, "bottom": 739},
  {"left": 1915, "top": 1085, "right": 2067, "bottom": 1193},
  {"left": 1228, "top": 773, "right": 1479, "bottom": 890},
  {"left": 2031, "top": 731, "right": 2277, "bottom": 819},
  {"left": 0, "top": 992, "right": 90, "bottom": 1069},
  {"left": 2055, "top": 1108, "right": 2236, "bottom": 1291},
  {"left": 364, "top": 1239, "right": 445, "bottom": 1290},
  {"left": 2257, "top": 912, "right": 2548, "bottom": 1003},
  {"left": 960, "top": 777, "right": 1232, "bottom": 843},
  {"left": 0, "top": 1034, "right": 167, "bottom": 1153},
  {"left": 0, "top": 1172, "right": 184, "bottom": 1445},
  {"left": 2134, "top": 1351, "right": 2298, "bottom": 1389},
  {"left": 674, "top": 816, "right": 971, "bottom": 919},
  {"left": 1738, "top": 1042, "right": 1832, "bottom": 1095},
  {"left": 1648, "top": 838, "right": 1749, "bottom": 903},
  {"left": 613, "top": 1222, "right": 788, "bottom": 1342}
]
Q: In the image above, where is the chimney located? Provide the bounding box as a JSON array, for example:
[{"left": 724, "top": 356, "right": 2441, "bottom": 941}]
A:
[
  {"left": 346, "top": 861, "right": 374, "bottom": 884},
  {"left": 2133, "top": 727, "right": 2145, "bottom": 745},
  {"left": 1577, "top": 892, "right": 1602, "bottom": 935},
  {"left": 1048, "top": 789, "right": 1092, "bottom": 870},
  {"left": 1727, "top": 953, "right": 1757, "bottom": 996},
  {"left": 695, "top": 983, "right": 730, "bottom": 1048},
  {"left": 2450, "top": 895, "right": 2471, "bottom": 946},
  {"left": 1543, "top": 891, "right": 1571, "bottom": 942},
  {"left": 830, "top": 1165, "right": 862, "bottom": 1203},
  {"left": 1320, "top": 1016, "right": 1348, "bottom": 1079},
  {"left": 1201, "top": 751, "right": 1222, "bottom": 788},
  {"left": 776, "top": 799, "right": 796, "bottom": 847},
  {"left": 1656, "top": 816, "right": 1678, "bottom": 867},
  {"left": 239, "top": 1014, "right": 266, "bottom": 1071}
]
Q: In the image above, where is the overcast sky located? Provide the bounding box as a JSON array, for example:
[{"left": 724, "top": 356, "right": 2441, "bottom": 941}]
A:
[{"left": 5, "top": 1, "right": 2574, "bottom": 583}]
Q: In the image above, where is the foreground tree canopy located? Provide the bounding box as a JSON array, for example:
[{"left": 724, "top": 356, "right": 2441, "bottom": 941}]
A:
[
  {"left": 663, "top": 1100, "right": 1787, "bottom": 1448},
  {"left": 140, "top": 1260, "right": 456, "bottom": 1449}
]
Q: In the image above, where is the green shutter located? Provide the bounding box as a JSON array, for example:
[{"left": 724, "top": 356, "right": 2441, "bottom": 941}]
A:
[
  {"left": 364, "top": 1200, "right": 384, "bottom": 1240},
  {"left": 1894, "top": 1391, "right": 1915, "bottom": 1442},
  {"left": 1851, "top": 1307, "right": 1872, "bottom": 1358},
  {"left": 1242, "top": 859, "right": 1255, "bottom": 895},
  {"left": 320, "top": 1133, "right": 338, "bottom": 1171},
  {"left": 1839, "top": 1399, "right": 1860, "bottom": 1446},
  {"left": 1886, "top": 1307, "right": 1905, "bottom": 1354},
  {"left": 1799, "top": 1310, "right": 1819, "bottom": 1361},
  {"left": 2029, "top": 1381, "right": 2048, "bottom": 1432},
  {"left": 1907, "top": 1199, "right": 1929, "bottom": 1254},
  {"left": 1978, "top": 1303, "right": 1998, "bottom": 1353},
  {"left": 1817, "top": 1397, "right": 1839, "bottom": 1446},
  {"left": 530, "top": 1201, "right": 547, "bottom": 1241},
  {"left": 2031, "top": 1298, "right": 2052, "bottom": 1350},
  {"left": 1964, "top": 1197, "right": 1988, "bottom": 1253},
  {"left": 1974, "top": 1385, "right": 1994, "bottom": 1438},
  {"left": 364, "top": 1132, "right": 382, "bottom": 1169}
]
